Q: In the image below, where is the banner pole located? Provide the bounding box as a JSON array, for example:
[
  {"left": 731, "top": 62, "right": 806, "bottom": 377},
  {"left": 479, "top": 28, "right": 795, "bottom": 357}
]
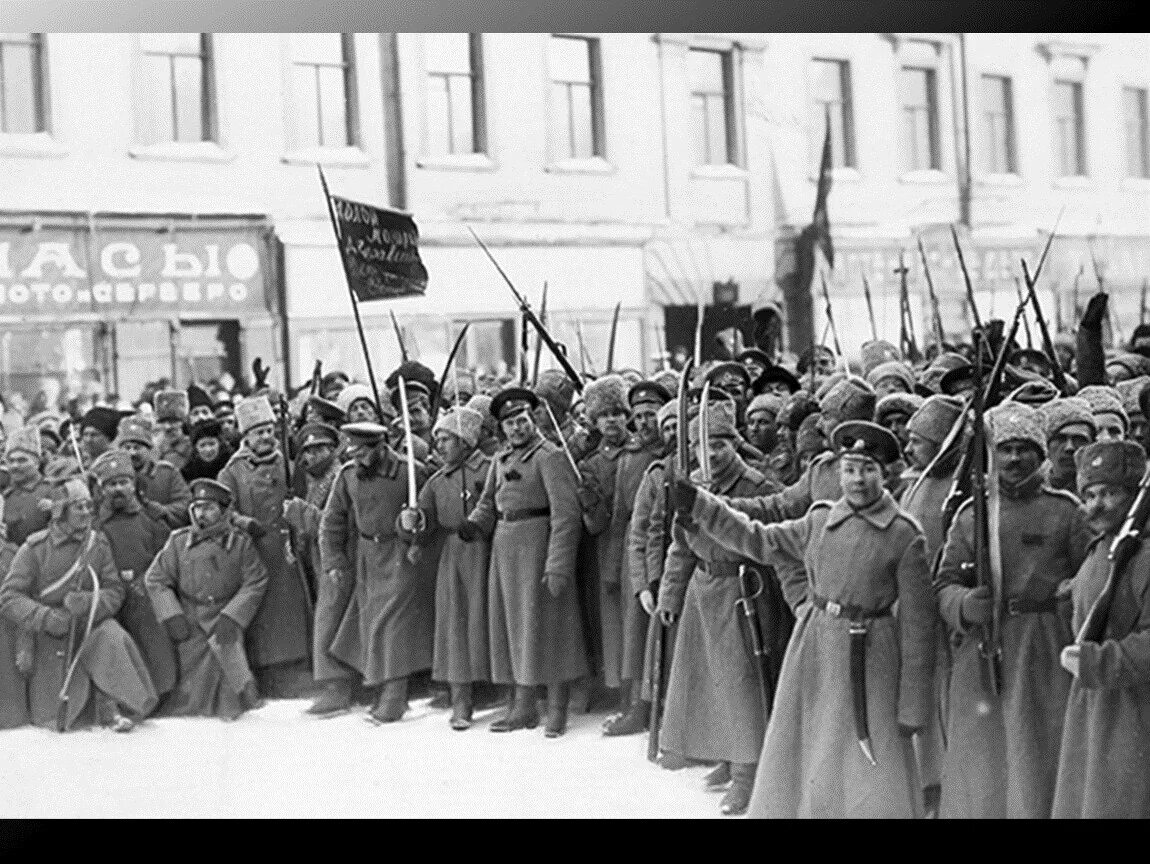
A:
[{"left": 318, "top": 166, "right": 384, "bottom": 415}]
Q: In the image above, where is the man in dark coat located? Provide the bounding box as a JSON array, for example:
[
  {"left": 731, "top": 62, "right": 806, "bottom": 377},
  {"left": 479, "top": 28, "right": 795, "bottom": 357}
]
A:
[
  {"left": 217, "top": 395, "right": 313, "bottom": 697},
  {"left": 1, "top": 504, "right": 28, "bottom": 729},
  {"left": 460, "top": 387, "right": 586, "bottom": 737},
  {"left": 145, "top": 478, "right": 268, "bottom": 719},
  {"left": 318, "top": 421, "right": 432, "bottom": 723},
  {"left": 79, "top": 406, "right": 127, "bottom": 467},
  {"left": 92, "top": 449, "right": 177, "bottom": 705},
  {"left": 0, "top": 469, "right": 158, "bottom": 731},
  {"left": 181, "top": 418, "right": 234, "bottom": 482},
  {"left": 3, "top": 427, "right": 51, "bottom": 546},
  {"left": 115, "top": 415, "right": 192, "bottom": 529}
]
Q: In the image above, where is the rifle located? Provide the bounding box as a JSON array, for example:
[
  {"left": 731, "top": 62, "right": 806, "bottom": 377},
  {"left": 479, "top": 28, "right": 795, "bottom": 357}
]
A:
[
  {"left": 819, "top": 271, "right": 843, "bottom": 359},
  {"left": 389, "top": 310, "right": 409, "bottom": 364},
  {"left": 968, "top": 330, "right": 1002, "bottom": 697},
  {"left": 896, "top": 252, "right": 920, "bottom": 363},
  {"left": 648, "top": 357, "right": 692, "bottom": 763},
  {"left": 467, "top": 226, "right": 584, "bottom": 393},
  {"left": 278, "top": 394, "right": 315, "bottom": 614},
  {"left": 1014, "top": 278, "right": 1035, "bottom": 350},
  {"left": 861, "top": 274, "right": 878, "bottom": 341},
  {"left": 429, "top": 323, "right": 471, "bottom": 431},
  {"left": 1078, "top": 462, "right": 1150, "bottom": 643},
  {"left": 951, "top": 226, "right": 984, "bottom": 334},
  {"left": 917, "top": 236, "right": 945, "bottom": 352},
  {"left": 1141, "top": 278, "right": 1149, "bottom": 327},
  {"left": 575, "top": 321, "right": 595, "bottom": 378},
  {"left": 605, "top": 301, "right": 622, "bottom": 373},
  {"left": 1021, "top": 260, "right": 1069, "bottom": 394},
  {"left": 531, "top": 282, "right": 548, "bottom": 386}
]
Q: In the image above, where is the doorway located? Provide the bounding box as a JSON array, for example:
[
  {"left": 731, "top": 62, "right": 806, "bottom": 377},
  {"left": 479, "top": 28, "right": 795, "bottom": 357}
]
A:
[{"left": 663, "top": 304, "right": 753, "bottom": 367}]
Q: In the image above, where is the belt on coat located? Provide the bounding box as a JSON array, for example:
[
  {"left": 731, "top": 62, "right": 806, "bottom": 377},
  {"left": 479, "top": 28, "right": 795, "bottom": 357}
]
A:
[
  {"left": 359, "top": 530, "right": 396, "bottom": 544},
  {"left": 1005, "top": 596, "right": 1059, "bottom": 616},
  {"left": 811, "top": 593, "right": 893, "bottom": 622},
  {"left": 495, "top": 507, "right": 550, "bottom": 523}
]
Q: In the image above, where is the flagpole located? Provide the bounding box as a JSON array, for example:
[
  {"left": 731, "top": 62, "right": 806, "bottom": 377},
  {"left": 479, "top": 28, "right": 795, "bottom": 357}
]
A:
[{"left": 318, "top": 166, "right": 384, "bottom": 415}]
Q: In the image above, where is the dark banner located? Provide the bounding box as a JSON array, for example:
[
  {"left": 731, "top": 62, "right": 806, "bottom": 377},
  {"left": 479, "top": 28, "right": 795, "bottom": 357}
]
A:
[{"left": 329, "top": 196, "right": 428, "bottom": 302}]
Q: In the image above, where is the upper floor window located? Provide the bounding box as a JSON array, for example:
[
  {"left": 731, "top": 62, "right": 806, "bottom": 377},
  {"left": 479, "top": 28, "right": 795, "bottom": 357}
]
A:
[
  {"left": 424, "top": 33, "right": 485, "bottom": 157},
  {"left": 138, "top": 33, "right": 213, "bottom": 145},
  {"left": 0, "top": 32, "right": 46, "bottom": 134},
  {"left": 980, "top": 74, "right": 1017, "bottom": 175},
  {"left": 1123, "top": 86, "right": 1149, "bottom": 179},
  {"left": 690, "top": 47, "right": 739, "bottom": 167},
  {"left": 899, "top": 65, "right": 940, "bottom": 172},
  {"left": 1052, "top": 79, "right": 1086, "bottom": 176},
  {"left": 809, "top": 58, "right": 855, "bottom": 170},
  {"left": 290, "top": 33, "right": 357, "bottom": 149},
  {"left": 548, "top": 35, "right": 603, "bottom": 160}
]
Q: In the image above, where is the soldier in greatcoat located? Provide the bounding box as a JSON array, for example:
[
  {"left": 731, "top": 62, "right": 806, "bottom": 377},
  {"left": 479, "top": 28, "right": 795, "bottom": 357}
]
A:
[
  {"left": 217, "top": 395, "right": 313, "bottom": 697},
  {"left": 1053, "top": 440, "right": 1150, "bottom": 818},
  {"left": 153, "top": 390, "right": 194, "bottom": 473},
  {"left": 459, "top": 387, "right": 586, "bottom": 737},
  {"left": 1, "top": 499, "right": 28, "bottom": 729},
  {"left": 934, "top": 401, "right": 1092, "bottom": 819},
  {"left": 0, "top": 469, "right": 158, "bottom": 731},
  {"left": 145, "top": 478, "right": 268, "bottom": 719},
  {"left": 318, "top": 421, "right": 433, "bottom": 724},
  {"left": 655, "top": 398, "right": 790, "bottom": 815},
  {"left": 91, "top": 449, "right": 177, "bottom": 705},
  {"left": 410, "top": 406, "right": 492, "bottom": 730},
  {"left": 115, "top": 415, "right": 192, "bottom": 529},
  {"left": 3, "top": 427, "right": 52, "bottom": 546},
  {"left": 1039, "top": 397, "right": 1097, "bottom": 496},
  {"left": 677, "top": 421, "right": 936, "bottom": 818}
]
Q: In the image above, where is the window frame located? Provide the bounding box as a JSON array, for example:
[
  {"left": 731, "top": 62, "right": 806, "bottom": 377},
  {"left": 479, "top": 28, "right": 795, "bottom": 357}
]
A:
[
  {"left": 1122, "top": 85, "right": 1150, "bottom": 180},
  {"left": 689, "top": 45, "right": 741, "bottom": 168},
  {"left": 0, "top": 32, "right": 49, "bottom": 136},
  {"left": 422, "top": 33, "right": 487, "bottom": 159},
  {"left": 979, "top": 73, "right": 1017, "bottom": 177},
  {"left": 808, "top": 56, "right": 856, "bottom": 172},
  {"left": 287, "top": 32, "right": 359, "bottom": 151},
  {"left": 546, "top": 33, "right": 606, "bottom": 166},
  {"left": 135, "top": 33, "right": 216, "bottom": 146},
  {"left": 1051, "top": 77, "right": 1087, "bottom": 178},
  {"left": 899, "top": 64, "right": 942, "bottom": 173}
]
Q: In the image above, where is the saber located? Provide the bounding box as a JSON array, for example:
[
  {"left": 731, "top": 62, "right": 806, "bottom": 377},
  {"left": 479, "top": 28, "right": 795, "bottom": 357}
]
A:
[
  {"left": 397, "top": 376, "right": 418, "bottom": 509},
  {"left": 735, "top": 565, "right": 775, "bottom": 718},
  {"left": 57, "top": 563, "right": 100, "bottom": 733},
  {"left": 389, "top": 309, "right": 409, "bottom": 364},
  {"left": 694, "top": 297, "right": 705, "bottom": 368},
  {"left": 698, "top": 380, "right": 713, "bottom": 484},
  {"left": 850, "top": 620, "right": 877, "bottom": 766},
  {"left": 430, "top": 322, "right": 471, "bottom": 429},
  {"left": 901, "top": 735, "right": 925, "bottom": 819},
  {"left": 862, "top": 274, "right": 878, "bottom": 341},
  {"left": 605, "top": 300, "right": 622, "bottom": 373},
  {"left": 542, "top": 399, "right": 580, "bottom": 479}
]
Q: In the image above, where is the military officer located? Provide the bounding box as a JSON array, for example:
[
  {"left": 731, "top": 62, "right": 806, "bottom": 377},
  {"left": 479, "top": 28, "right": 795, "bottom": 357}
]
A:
[
  {"left": 115, "top": 415, "right": 193, "bottom": 529},
  {"left": 153, "top": 390, "right": 193, "bottom": 472}
]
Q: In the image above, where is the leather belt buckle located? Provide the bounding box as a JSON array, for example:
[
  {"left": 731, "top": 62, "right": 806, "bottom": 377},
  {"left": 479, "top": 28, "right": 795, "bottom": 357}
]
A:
[
  {"left": 826, "top": 600, "right": 842, "bottom": 617},
  {"left": 1007, "top": 597, "right": 1020, "bottom": 616}
]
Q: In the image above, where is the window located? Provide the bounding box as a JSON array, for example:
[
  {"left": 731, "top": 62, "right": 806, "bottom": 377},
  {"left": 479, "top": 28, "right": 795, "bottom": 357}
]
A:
[
  {"left": 548, "top": 35, "right": 603, "bottom": 160},
  {"left": 138, "top": 33, "right": 213, "bottom": 145},
  {"left": 980, "top": 74, "right": 1016, "bottom": 175},
  {"left": 0, "top": 32, "right": 46, "bottom": 134},
  {"left": 690, "top": 48, "right": 740, "bottom": 167},
  {"left": 424, "top": 33, "right": 485, "bottom": 156},
  {"left": 809, "top": 58, "right": 854, "bottom": 170},
  {"left": 1124, "top": 87, "right": 1149, "bottom": 179},
  {"left": 290, "top": 33, "right": 357, "bottom": 148},
  {"left": 899, "top": 66, "right": 940, "bottom": 172},
  {"left": 1052, "top": 79, "right": 1086, "bottom": 176}
]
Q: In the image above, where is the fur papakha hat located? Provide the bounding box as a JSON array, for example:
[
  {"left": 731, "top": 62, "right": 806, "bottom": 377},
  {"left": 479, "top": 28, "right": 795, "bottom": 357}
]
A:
[
  {"left": 433, "top": 406, "right": 484, "bottom": 449},
  {"left": 582, "top": 374, "right": 630, "bottom": 422}
]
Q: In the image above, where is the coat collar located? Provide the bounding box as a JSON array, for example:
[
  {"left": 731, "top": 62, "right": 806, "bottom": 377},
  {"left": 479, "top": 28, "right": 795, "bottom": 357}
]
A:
[
  {"left": 48, "top": 523, "right": 89, "bottom": 548},
  {"left": 691, "top": 452, "right": 748, "bottom": 496},
  {"left": 188, "top": 520, "right": 232, "bottom": 548},
  {"left": 97, "top": 496, "right": 142, "bottom": 522},
  {"left": 443, "top": 447, "right": 487, "bottom": 477},
  {"left": 499, "top": 433, "right": 546, "bottom": 464},
  {"left": 997, "top": 468, "right": 1045, "bottom": 500},
  {"left": 825, "top": 490, "right": 900, "bottom": 531},
  {"left": 10, "top": 473, "right": 44, "bottom": 492}
]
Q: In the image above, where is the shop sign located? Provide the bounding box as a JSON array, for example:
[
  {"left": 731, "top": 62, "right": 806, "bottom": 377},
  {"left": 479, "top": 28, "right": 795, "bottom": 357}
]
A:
[{"left": 0, "top": 226, "right": 268, "bottom": 314}]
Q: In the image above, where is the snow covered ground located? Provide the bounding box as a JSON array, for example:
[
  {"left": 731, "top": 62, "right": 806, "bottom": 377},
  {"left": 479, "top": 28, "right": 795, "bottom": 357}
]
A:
[{"left": 0, "top": 698, "right": 726, "bottom": 818}]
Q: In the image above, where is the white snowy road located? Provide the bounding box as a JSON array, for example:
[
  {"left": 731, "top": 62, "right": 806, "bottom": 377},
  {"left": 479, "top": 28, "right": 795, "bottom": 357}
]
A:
[{"left": 0, "top": 699, "right": 725, "bottom": 818}]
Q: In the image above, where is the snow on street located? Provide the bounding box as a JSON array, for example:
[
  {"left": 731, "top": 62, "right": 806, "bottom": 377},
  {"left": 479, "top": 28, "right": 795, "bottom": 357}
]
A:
[{"left": 0, "top": 698, "right": 726, "bottom": 818}]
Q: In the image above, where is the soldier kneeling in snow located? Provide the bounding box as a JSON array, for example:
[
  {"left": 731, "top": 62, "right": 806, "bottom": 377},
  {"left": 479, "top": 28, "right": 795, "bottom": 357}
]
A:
[{"left": 144, "top": 479, "right": 268, "bottom": 720}]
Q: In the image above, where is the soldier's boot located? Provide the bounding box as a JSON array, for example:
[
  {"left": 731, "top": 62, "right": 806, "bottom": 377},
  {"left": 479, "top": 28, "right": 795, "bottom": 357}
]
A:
[
  {"left": 429, "top": 683, "right": 452, "bottom": 710},
  {"left": 719, "top": 763, "right": 756, "bottom": 816},
  {"left": 306, "top": 679, "right": 354, "bottom": 717},
  {"left": 544, "top": 683, "right": 569, "bottom": 739},
  {"left": 567, "top": 678, "right": 591, "bottom": 714},
  {"left": 602, "top": 699, "right": 649, "bottom": 736},
  {"left": 369, "top": 677, "right": 409, "bottom": 724},
  {"left": 923, "top": 783, "right": 941, "bottom": 819},
  {"left": 489, "top": 685, "right": 538, "bottom": 732},
  {"left": 96, "top": 692, "right": 135, "bottom": 734},
  {"left": 449, "top": 684, "right": 473, "bottom": 731},
  {"left": 704, "top": 761, "right": 731, "bottom": 789}
]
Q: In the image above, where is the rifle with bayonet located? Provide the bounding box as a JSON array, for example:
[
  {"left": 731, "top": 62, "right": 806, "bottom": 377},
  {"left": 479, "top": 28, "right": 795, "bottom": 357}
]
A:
[
  {"left": 861, "top": 274, "right": 878, "bottom": 341},
  {"left": 278, "top": 394, "right": 316, "bottom": 615},
  {"left": 390, "top": 310, "right": 409, "bottom": 364},
  {"left": 467, "top": 226, "right": 584, "bottom": 394},
  {"left": 819, "top": 271, "right": 843, "bottom": 359},
  {"left": 606, "top": 301, "right": 621, "bottom": 373},
  {"left": 917, "top": 236, "right": 946, "bottom": 352},
  {"left": 532, "top": 282, "right": 548, "bottom": 386},
  {"left": 969, "top": 330, "right": 1002, "bottom": 697}
]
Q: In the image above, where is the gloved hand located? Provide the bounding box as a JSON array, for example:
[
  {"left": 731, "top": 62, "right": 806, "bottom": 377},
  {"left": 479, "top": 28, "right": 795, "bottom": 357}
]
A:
[
  {"left": 406, "top": 545, "right": 424, "bottom": 567},
  {"left": 282, "top": 498, "right": 307, "bottom": 531},
  {"left": 960, "top": 585, "right": 994, "bottom": 627},
  {"left": 63, "top": 591, "right": 90, "bottom": 617},
  {"left": 1081, "top": 293, "right": 1108, "bottom": 331},
  {"left": 544, "top": 572, "right": 567, "bottom": 598},
  {"left": 212, "top": 615, "right": 242, "bottom": 645},
  {"left": 659, "top": 610, "right": 677, "bottom": 627},
  {"left": 639, "top": 589, "right": 656, "bottom": 616},
  {"left": 576, "top": 474, "right": 601, "bottom": 511},
  {"left": 252, "top": 357, "right": 270, "bottom": 390},
  {"left": 165, "top": 614, "right": 192, "bottom": 643},
  {"left": 396, "top": 507, "right": 425, "bottom": 536},
  {"left": 898, "top": 724, "right": 921, "bottom": 739},
  {"left": 457, "top": 521, "right": 479, "bottom": 543},
  {"left": 42, "top": 609, "right": 71, "bottom": 638},
  {"left": 671, "top": 472, "right": 698, "bottom": 518},
  {"left": 327, "top": 569, "right": 347, "bottom": 588}
]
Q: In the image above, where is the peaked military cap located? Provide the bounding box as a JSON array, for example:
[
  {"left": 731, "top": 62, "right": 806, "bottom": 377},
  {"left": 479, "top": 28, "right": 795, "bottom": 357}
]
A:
[
  {"left": 490, "top": 386, "right": 540, "bottom": 422},
  {"left": 753, "top": 364, "right": 801, "bottom": 395},
  {"left": 832, "top": 420, "right": 901, "bottom": 467},
  {"left": 189, "top": 478, "right": 233, "bottom": 508},
  {"left": 341, "top": 421, "right": 388, "bottom": 445},
  {"left": 296, "top": 422, "right": 340, "bottom": 451},
  {"left": 628, "top": 380, "right": 672, "bottom": 410}
]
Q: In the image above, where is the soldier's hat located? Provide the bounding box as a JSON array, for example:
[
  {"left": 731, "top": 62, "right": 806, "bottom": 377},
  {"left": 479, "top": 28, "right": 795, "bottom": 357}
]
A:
[
  {"left": 1076, "top": 439, "right": 1147, "bottom": 494},
  {"left": 187, "top": 383, "right": 214, "bottom": 411},
  {"left": 38, "top": 426, "right": 61, "bottom": 450},
  {"left": 115, "top": 414, "right": 154, "bottom": 448},
  {"left": 752, "top": 364, "right": 801, "bottom": 395},
  {"left": 189, "top": 478, "right": 233, "bottom": 509},
  {"left": 235, "top": 395, "right": 276, "bottom": 435},
  {"left": 81, "top": 405, "right": 130, "bottom": 442},
  {"left": 296, "top": 422, "right": 340, "bottom": 451},
  {"left": 704, "top": 361, "right": 752, "bottom": 393},
  {"left": 91, "top": 449, "right": 136, "bottom": 485},
  {"left": 4, "top": 425, "right": 41, "bottom": 460},
  {"left": 796, "top": 344, "right": 836, "bottom": 376},
  {"left": 190, "top": 418, "right": 223, "bottom": 444},
  {"left": 154, "top": 389, "right": 190, "bottom": 422},
  {"left": 389, "top": 379, "right": 432, "bottom": 414},
  {"left": 306, "top": 395, "right": 347, "bottom": 426},
  {"left": 341, "top": 421, "right": 388, "bottom": 446},
  {"left": 1010, "top": 348, "right": 1053, "bottom": 375},
  {"left": 490, "top": 386, "right": 540, "bottom": 422},
  {"left": 832, "top": 420, "right": 901, "bottom": 467},
  {"left": 736, "top": 348, "right": 772, "bottom": 370},
  {"left": 628, "top": 380, "right": 672, "bottom": 410},
  {"left": 939, "top": 362, "right": 975, "bottom": 396}
]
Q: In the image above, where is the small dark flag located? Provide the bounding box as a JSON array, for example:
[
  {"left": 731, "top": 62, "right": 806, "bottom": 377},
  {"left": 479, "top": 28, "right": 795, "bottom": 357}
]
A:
[{"left": 328, "top": 195, "right": 429, "bottom": 302}]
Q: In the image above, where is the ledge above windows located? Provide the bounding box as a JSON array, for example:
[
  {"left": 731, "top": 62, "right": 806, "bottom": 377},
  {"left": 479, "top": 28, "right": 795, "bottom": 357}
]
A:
[
  {"left": 806, "top": 166, "right": 863, "bottom": 184},
  {"left": 0, "top": 132, "right": 68, "bottom": 159},
  {"left": 1052, "top": 175, "right": 1093, "bottom": 190},
  {"left": 975, "top": 172, "right": 1024, "bottom": 187},
  {"left": 280, "top": 146, "right": 372, "bottom": 168},
  {"left": 128, "top": 141, "right": 235, "bottom": 164},
  {"left": 692, "top": 163, "right": 748, "bottom": 181},
  {"left": 415, "top": 152, "right": 497, "bottom": 173},
  {"left": 898, "top": 168, "right": 951, "bottom": 186},
  {"left": 544, "top": 156, "right": 615, "bottom": 176}
]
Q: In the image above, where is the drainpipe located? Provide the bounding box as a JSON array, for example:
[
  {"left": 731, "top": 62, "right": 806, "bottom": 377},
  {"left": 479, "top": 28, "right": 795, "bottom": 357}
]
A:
[
  {"left": 380, "top": 33, "right": 408, "bottom": 211},
  {"left": 957, "top": 33, "right": 973, "bottom": 228}
]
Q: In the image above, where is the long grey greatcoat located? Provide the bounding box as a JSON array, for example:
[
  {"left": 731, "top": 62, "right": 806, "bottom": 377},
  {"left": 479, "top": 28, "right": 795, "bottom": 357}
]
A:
[
  {"left": 656, "top": 456, "right": 786, "bottom": 765},
  {"left": 1052, "top": 536, "right": 1150, "bottom": 818},
  {"left": 319, "top": 450, "right": 433, "bottom": 686},
  {"left": 418, "top": 448, "right": 491, "bottom": 684},
  {"left": 634, "top": 456, "right": 679, "bottom": 702},
  {"left": 145, "top": 520, "right": 268, "bottom": 717},
  {"left": 0, "top": 526, "right": 158, "bottom": 728},
  {"left": 3, "top": 476, "right": 52, "bottom": 546},
  {"left": 1, "top": 539, "right": 28, "bottom": 729},
  {"left": 218, "top": 449, "right": 311, "bottom": 669},
  {"left": 138, "top": 459, "right": 192, "bottom": 529},
  {"left": 690, "top": 488, "right": 936, "bottom": 819},
  {"left": 469, "top": 433, "right": 586, "bottom": 686},
  {"left": 935, "top": 474, "right": 1091, "bottom": 819},
  {"left": 728, "top": 450, "right": 843, "bottom": 524}
]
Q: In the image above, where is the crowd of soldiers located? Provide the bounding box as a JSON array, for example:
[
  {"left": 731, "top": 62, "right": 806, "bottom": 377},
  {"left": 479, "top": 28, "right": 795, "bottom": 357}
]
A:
[{"left": 1, "top": 289, "right": 1149, "bottom": 819}]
